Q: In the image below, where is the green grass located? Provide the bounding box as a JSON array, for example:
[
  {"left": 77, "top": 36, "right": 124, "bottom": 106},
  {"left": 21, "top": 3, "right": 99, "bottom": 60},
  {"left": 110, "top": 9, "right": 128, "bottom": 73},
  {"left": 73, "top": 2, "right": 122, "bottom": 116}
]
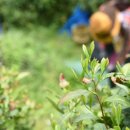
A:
[{"left": 0, "top": 26, "right": 83, "bottom": 129}]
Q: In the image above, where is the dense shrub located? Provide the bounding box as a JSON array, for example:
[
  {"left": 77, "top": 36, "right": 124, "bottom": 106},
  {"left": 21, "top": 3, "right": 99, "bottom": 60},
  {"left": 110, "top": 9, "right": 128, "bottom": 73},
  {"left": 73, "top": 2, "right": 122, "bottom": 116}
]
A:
[
  {"left": 50, "top": 42, "right": 130, "bottom": 130},
  {"left": 0, "top": 0, "right": 105, "bottom": 28},
  {"left": 0, "top": 0, "right": 77, "bottom": 27},
  {"left": 0, "top": 66, "right": 35, "bottom": 130},
  {"left": 80, "top": 0, "right": 105, "bottom": 13}
]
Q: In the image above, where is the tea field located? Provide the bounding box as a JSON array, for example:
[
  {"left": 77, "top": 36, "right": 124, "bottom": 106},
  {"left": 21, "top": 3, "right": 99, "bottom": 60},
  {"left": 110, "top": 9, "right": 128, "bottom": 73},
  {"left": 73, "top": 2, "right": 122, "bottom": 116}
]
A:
[{"left": 0, "top": 26, "right": 83, "bottom": 130}]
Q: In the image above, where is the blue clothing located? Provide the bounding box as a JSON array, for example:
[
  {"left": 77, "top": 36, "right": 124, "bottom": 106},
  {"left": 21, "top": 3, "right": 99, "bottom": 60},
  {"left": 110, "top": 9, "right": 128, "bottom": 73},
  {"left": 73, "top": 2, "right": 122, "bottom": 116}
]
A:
[{"left": 60, "top": 6, "right": 90, "bottom": 34}]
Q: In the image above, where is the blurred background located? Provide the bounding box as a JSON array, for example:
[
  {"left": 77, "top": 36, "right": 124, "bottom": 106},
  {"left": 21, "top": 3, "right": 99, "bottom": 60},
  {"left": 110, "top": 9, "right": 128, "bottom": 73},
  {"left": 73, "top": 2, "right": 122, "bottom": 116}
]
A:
[{"left": 0, "top": 0, "right": 129, "bottom": 130}]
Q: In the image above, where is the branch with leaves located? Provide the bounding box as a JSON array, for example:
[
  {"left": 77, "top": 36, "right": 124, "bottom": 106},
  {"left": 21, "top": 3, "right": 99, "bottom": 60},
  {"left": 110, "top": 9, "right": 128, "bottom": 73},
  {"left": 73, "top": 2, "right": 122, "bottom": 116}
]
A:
[{"left": 50, "top": 41, "right": 130, "bottom": 130}]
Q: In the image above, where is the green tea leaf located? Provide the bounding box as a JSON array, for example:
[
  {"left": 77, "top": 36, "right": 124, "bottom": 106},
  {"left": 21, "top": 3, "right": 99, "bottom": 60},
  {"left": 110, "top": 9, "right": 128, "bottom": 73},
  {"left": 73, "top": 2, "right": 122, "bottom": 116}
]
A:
[
  {"left": 126, "top": 127, "right": 130, "bottom": 130},
  {"left": 104, "top": 95, "right": 130, "bottom": 107},
  {"left": 89, "top": 41, "right": 95, "bottom": 56},
  {"left": 94, "top": 63, "right": 100, "bottom": 73},
  {"left": 115, "top": 83, "right": 129, "bottom": 94},
  {"left": 71, "top": 69, "right": 79, "bottom": 80},
  {"left": 74, "top": 112, "right": 96, "bottom": 123},
  {"left": 100, "top": 58, "right": 109, "bottom": 73},
  {"left": 9, "top": 109, "right": 19, "bottom": 117},
  {"left": 116, "top": 62, "right": 123, "bottom": 74},
  {"left": 114, "top": 126, "right": 121, "bottom": 130},
  {"left": 16, "top": 72, "right": 30, "bottom": 80},
  {"left": 94, "top": 123, "right": 107, "bottom": 130},
  {"left": 82, "top": 44, "right": 89, "bottom": 58},
  {"left": 122, "top": 63, "right": 130, "bottom": 76},
  {"left": 74, "top": 105, "right": 97, "bottom": 122},
  {"left": 102, "top": 72, "right": 114, "bottom": 80},
  {"left": 91, "top": 58, "right": 98, "bottom": 70},
  {"left": 112, "top": 104, "right": 122, "bottom": 126},
  {"left": 59, "top": 89, "right": 88, "bottom": 104},
  {"left": 55, "top": 125, "right": 61, "bottom": 130},
  {"left": 81, "top": 58, "right": 89, "bottom": 72},
  {"left": 47, "top": 98, "right": 64, "bottom": 113}
]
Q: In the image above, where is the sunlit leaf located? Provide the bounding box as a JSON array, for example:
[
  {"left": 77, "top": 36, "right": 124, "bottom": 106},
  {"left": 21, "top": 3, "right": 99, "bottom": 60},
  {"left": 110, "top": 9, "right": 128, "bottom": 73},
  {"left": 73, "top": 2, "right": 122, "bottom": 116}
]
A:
[
  {"left": 16, "top": 72, "right": 30, "bottom": 80},
  {"left": 89, "top": 41, "right": 95, "bottom": 56},
  {"left": 126, "top": 127, "right": 130, "bottom": 130},
  {"left": 114, "top": 126, "right": 121, "bottom": 130},
  {"left": 91, "top": 58, "right": 98, "bottom": 70},
  {"left": 100, "top": 58, "right": 109, "bottom": 73},
  {"left": 82, "top": 44, "right": 89, "bottom": 58},
  {"left": 94, "top": 63, "right": 100, "bottom": 73}
]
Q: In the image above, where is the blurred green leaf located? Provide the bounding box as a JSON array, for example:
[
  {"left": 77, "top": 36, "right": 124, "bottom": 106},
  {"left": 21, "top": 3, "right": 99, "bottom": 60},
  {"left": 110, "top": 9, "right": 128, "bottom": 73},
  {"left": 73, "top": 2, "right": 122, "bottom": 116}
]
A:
[
  {"left": 89, "top": 41, "right": 95, "bottom": 56},
  {"left": 102, "top": 72, "right": 114, "bottom": 80},
  {"left": 47, "top": 97, "right": 64, "bottom": 114},
  {"left": 91, "top": 58, "right": 98, "bottom": 71},
  {"left": 114, "top": 126, "right": 121, "bottom": 130},
  {"left": 100, "top": 58, "right": 109, "bottom": 73},
  {"left": 104, "top": 95, "right": 130, "bottom": 107},
  {"left": 82, "top": 44, "right": 90, "bottom": 59},
  {"left": 126, "top": 127, "right": 130, "bottom": 130},
  {"left": 115, "top": 83, "right": 129, "bottom": 94},
  {"left": 122, "top": 63, "right": 130, "bottom": 77},
  {"left": 74, "top": 112, "right": 95, "bottom": 123},
  {"left": 111, "top": 104, "right": 122, "bottom": 126},
  {"left": 71, "top": 69, "right": 79, "bottom": 80},
  {"left": 9, "top": 109, "right": 19, "bottom": 117},
  {"left": 59, "top": 89, "right": 89, "bottom": 104},
  {"left": 16, "top": 72, "right": 30, "bottom": 80},
  {"left": 93, "top": 123, "right": 107, "bottom": 130},
  {"left": 94, "top": 63, "right": 100, "bottom": 73},
  {"left": 116, "top": 62, "right": 123, "bottom": 74}
]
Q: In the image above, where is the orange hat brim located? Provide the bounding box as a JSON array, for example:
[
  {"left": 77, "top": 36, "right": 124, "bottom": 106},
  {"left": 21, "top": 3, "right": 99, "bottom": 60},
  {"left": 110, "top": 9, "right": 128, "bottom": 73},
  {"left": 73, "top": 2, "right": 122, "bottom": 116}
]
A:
[{"left": 90, "top": 12, "right": 121, "bottom": 44}]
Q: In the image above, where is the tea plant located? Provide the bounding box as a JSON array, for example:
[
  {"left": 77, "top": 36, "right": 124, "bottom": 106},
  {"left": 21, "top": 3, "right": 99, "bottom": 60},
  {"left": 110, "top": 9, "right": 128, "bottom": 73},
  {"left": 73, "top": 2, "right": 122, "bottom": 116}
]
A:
[
  {"left": 0, "top": 66, "right": 35, "bottom": 130},
  {"left": 51, "top": 42, "right": 130, "bottom": 130}
]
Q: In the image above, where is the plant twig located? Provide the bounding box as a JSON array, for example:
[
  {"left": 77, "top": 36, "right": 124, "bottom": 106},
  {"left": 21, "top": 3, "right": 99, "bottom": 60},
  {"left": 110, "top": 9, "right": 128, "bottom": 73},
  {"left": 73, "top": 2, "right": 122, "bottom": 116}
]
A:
[
  {"left": 93, "top": 80, "right": 109, "bottom": 130},
  {"left": 96, "top": 94, "right": 108, "bottom": 129}
]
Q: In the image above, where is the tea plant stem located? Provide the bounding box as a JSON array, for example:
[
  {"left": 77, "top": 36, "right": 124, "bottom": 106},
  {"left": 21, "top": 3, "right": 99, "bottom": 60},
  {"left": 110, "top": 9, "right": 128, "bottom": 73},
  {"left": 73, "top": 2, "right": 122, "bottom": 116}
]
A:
[
  {"left": 93, "top": 80, "right": 108, "bottom": 130},
  {"left": 95, "top": 93, "right": 108, "bottom": 129}
]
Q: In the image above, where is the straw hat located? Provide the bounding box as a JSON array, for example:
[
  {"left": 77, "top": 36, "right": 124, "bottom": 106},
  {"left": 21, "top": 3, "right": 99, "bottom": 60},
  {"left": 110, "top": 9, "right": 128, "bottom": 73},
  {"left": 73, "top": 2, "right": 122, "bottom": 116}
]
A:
[{"left": 89, "top": 7, "right": 121, "bottom": 44}]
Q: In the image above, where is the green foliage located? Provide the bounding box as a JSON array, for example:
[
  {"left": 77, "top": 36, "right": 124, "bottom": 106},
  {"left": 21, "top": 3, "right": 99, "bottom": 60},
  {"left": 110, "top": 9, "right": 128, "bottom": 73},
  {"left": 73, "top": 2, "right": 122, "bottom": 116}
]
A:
[
  {"left": 0, "top": 66, "right": 35, "bottom": 130},
  {"left": 51, "top": 42, "right": 130, "bottom": 130},
  {"left": 0, "top": 0, "right": 78, "bottom": 27},
  {"left": 0, "top": 0, "right": 106, "bottom": 27},
  {"left": 0, "top": 27, "right": 83, "bottom": 129},
  {"left": 79, "top": 0, "right": 105, "bottom": 13}
]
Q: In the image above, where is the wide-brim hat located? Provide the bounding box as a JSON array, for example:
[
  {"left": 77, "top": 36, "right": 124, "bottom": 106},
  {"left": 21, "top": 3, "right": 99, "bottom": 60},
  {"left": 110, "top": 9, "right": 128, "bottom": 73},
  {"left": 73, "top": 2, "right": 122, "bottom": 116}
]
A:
[{"left": 89, "top": 7, "right": 121, "bottom": 44}]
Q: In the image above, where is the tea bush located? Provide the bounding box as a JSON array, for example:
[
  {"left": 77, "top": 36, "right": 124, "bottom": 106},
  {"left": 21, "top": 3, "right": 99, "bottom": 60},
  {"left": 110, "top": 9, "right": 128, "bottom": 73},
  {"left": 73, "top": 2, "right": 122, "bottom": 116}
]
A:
[
  {"left": 0, "top": 27, "right": 84, "bottom": 129},
  {"left": 51, "top": 42, "right": 130, "bottom": 130},
  {"left": 0, "top": 66, "right": 35, "bottom": 130},
  {"left": 0, "top": 0, "right": 77, "bottom": 27}
]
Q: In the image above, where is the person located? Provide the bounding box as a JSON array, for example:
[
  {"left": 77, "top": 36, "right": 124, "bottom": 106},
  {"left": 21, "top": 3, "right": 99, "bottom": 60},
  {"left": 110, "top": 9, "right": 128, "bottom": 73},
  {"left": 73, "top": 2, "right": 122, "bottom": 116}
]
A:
[
  {"left": 102, "top": 0, "right": 130, "bottom": 11},
  {"left": 89, "top": 3, "right": 130, "bottom": 72},
  {"left": 60, "top": 6, "right": 91, "bottom": 44}
]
